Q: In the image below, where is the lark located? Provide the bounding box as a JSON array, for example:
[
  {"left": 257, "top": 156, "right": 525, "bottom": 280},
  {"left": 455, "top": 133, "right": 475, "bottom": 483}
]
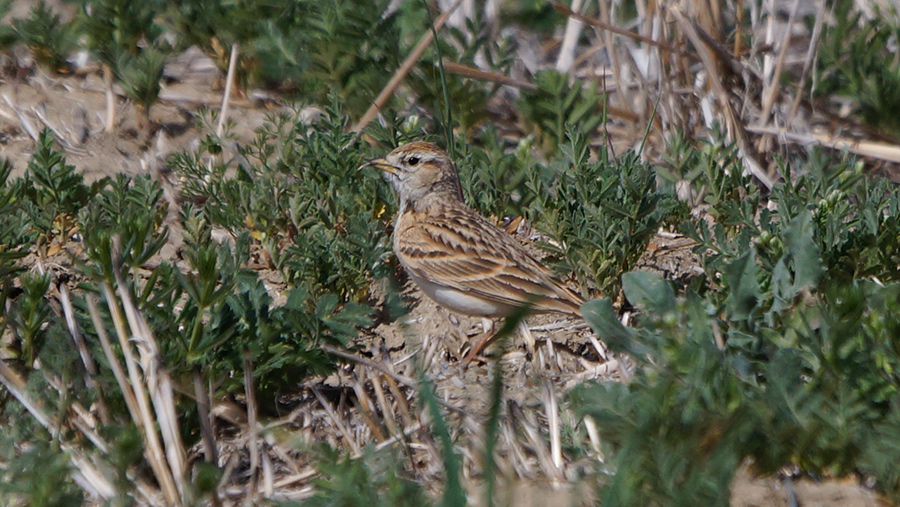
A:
[{"left": 363, "top": 141, "right": 584, "bottom": 362}]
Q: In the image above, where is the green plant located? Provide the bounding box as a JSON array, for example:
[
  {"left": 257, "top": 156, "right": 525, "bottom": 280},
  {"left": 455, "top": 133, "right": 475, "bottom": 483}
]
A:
[
  {"left": 20, "top": 129, "right": 93, "bottom": 254},
  {"left": 12, "top": 1, "right": 77, "bottom": 72},
  {"left": 113, "top": 46, "right": 168, "bottom": 130},
  {"left": 569, "top": 135, "right": 900, "bottom": 502},
  {"left": 300, "top": 446, "right": 431, "bottom": 507},
  {"left": 526, "top": 126, "right": 683, "bottom": 296},
  {"left": 407, "top": 6, "right": 514, "bottom": 135},
  {"left": 0, "top": 0, "right": 16, "bottom": 50},
  {"left": 454, "top": 128, "right": 538, "bottom": 220},
  {"left": 816, "top": 0, "right": 900, "bottom": 136},
  {"left": 517, "top": 70, "right": 605, "bottom": 152},
  {"left": 576, "top": 271, "right": 900, "bottom": 504},
  {"left": 76, "top": 0, "right": 170, "bottom": 130},
  {"left": 173, "top": 101, "right": 395, "bottom": 306},
  {"left": 168, "top": 0, "right": 401, "bottom": 116}
]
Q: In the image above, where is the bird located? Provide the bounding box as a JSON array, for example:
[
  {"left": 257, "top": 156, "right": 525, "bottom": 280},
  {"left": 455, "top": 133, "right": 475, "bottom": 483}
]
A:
[{"left": 362, "top": 141, "right": 585, "bottom": 363}]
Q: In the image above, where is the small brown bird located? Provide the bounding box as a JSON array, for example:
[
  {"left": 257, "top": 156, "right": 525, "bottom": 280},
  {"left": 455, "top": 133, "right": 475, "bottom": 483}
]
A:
[{"left": 363, "top": 141, "right": 584, "bottom": 362}]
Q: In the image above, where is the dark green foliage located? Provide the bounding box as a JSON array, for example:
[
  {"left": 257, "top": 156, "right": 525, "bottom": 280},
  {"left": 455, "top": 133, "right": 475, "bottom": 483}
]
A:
[
  {"left": 0, "top": 438, "right": 83, "bottom": 506},
  {"left": 518, "top": 70, "right": 605, "bottom": 152},
  {"left": 527, "top": 126, "right": 682, "bottom": 295},
  {"left": 173, "top": 101, "right": 395, "bottom": 307},
  {"left": 454, "top": 128, "right": 537, "bottom": 220},
  {"left": 300, "top": 446, "right": 431, "bottom": 507},
  {"left": 12, "top": 1, "right": 77, "bottom": 72},
  {"left": 407, "top": 6, "right": 514, "bottom": 135},
  {"left": 74, "top": 0, "right": 165, "bottom": 65},
  {"left": 6, "top": 272, "right": 52, "bottom": 366},
  {"left": 816, "top": 0, "right": 900, "bottom": 136},
  {"left": 577, "top": 273, "right": 900, "bottom": 504},
  {"left": 77, "top": 173, "right": 169, "bottom": 281},
  {"left": 113, "top": 46, "right": 168, "bottom": 125},
  {"left": 26, "top": 129, "right": 89, "bottom": 224},
  {"left": 0, "top": 158, "right": 30, "bottom": 278},
  {"left": 683, "top": 148, "right": 900, "bottom": 330},
  {"left": 168, "top": 103, "right": 393, "bottom": 403},
  {"left": 656, "top": 126, "right": 749, "bottom": 209},
  {"left": 572, "top": 132, "right": 900, "bottom": 503},
  {"left": 168, "top": 0, "right": 401, "bottom": 115},
  {"left": 284, "top": 0, "right": 401, "bottom": 113},
  {"left": 76, "top": 0, "right": 170, "bottom": 127},
  {"left": 0, "top": 0, "right": 16, "bottom": 49}
]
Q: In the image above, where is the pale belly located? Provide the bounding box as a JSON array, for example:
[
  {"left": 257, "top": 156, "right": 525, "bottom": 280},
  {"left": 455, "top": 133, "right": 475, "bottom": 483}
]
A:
[{"left": 407, "top": 271, "right": 514, "bottom": 317}]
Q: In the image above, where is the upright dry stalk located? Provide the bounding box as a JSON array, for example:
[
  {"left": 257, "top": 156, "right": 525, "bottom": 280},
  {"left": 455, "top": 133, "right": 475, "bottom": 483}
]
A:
[
  {"left": 103, "top": 63, "right": 115, "bottom": 132},
  {"left": 59, "top": 283, "right": 110, "bottom": 425},
  {"left": 216, "top": 43, "right": 239, "bottom": 138},
  {"left": 669, "top": 6, "right": 773, "bottom": 189},
  {"left": 193, "top": 365, "right": 219, "bottom": 464},
  {"left": 243, "top": 348, "right": 260, "bottom": 502},
  {"left": 101, "top": 282, "right": 182, "bottom": 505},
  {"left": 556, "top": 0, "right": 589, "bottom": 74},
  {"left": 113, "top": 265, "right": 188, "bottom": 500}
]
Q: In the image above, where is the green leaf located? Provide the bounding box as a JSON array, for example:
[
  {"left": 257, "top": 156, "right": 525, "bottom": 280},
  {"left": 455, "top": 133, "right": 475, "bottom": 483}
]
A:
[
  {"left": 784, "top": 209, "right": 824, "bottom": 290},
  {"left": 622, "top": 270, "right": 676, "bottom": 315},
  {"left": 581, "top": 298, "right": 645, "bottom": 356},
  {"left": 723, "top": 250, "right": 759, "bottom": 320}
]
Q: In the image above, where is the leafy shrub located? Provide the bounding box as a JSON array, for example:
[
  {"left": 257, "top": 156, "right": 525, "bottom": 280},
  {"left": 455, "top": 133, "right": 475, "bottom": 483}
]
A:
[
  {"left": 572, "top": 132, "right": 900, "bottom": 502},
  {"left": 518, "top": 70, "right": 605, "bottom": 152},
  {"left": 526, "top": 126, "right": 683, "bottom": 295},
  {"left": 816, "top": 0, "right": 900, "bottom": 136},
  {"left": 168, "top": 0, "right": 401, "bottom": 116},
  {"left": 578, "top": 272, "right": 900, "bottom": 504},
  {"left": 172, "top": 101, "right": 395, "bottom": 307},
  {"left": 407, "top": 5, "right": 514, "bottom": 135},
  {"left": 12, "top": 1, "right": 77, "bottom": 73}
]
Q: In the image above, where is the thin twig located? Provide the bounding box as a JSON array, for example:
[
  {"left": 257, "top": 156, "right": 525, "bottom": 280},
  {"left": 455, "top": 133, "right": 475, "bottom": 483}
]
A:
[
  {"left": 368, "top": 369, "right": 400, "bottom": 436},
  {"left": 244, "top": 348, "right": 260, "bottom": 503},
  {"left": 785, "top": 0, "right": 826, "bottom": 127},
  {"left": 552, "top": 2, "right": 689, "bottom": 56},
  {"left": 350, "top": 0, "right": 465, "bottom": 137},
  {"left": 321, "top": 345, "right": 417, "bottom": 388},
  {"left": 756, "top": 0, "right": 802, "bottom": 153},
  {"left": 544, "top": 380, "right": 563, "bottom": 473},
  {"left": 321, "top": 345, "right": 467, "bottom": 415},
  {"left": 669, "top": 6, "right": 773, "bottom": 190},
  {"left": 745, "top": 126, "right": 900, "bottom": 163},
  {"left": 441, "top": 60, "right": 536, "bottom": 90},
  {"left": 311, "top": 386, "right": 362, "bottom": 455},
  {"left": 193, "top": 365, "right": 219, "bottom": 465}
]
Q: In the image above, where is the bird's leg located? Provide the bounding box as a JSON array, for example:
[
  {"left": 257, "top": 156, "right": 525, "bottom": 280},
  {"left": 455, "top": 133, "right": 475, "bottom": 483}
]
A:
[{"left": 462, "top": 318, "right": 497, "bottom": 365}]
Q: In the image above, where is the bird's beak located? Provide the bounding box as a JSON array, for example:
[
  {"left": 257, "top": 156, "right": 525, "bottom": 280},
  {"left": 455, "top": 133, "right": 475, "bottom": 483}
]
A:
[{"left": 360, "top": 158, "right": 400, "bottom": 176}]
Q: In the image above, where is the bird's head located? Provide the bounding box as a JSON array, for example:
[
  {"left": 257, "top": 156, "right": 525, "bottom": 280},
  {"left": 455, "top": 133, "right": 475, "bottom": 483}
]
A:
[{"left": 361, "top": 142, "right": 463, "bottom": 207}]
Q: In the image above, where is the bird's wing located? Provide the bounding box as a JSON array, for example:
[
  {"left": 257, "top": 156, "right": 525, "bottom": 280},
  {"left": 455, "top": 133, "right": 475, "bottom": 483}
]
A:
[{"left": 395, "top": 208, "right": 584, "bottom": 316}]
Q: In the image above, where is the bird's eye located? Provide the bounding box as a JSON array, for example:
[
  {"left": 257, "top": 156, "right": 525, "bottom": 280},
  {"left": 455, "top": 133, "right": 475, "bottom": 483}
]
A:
[{"left": 407, "top": 156, "right": 420, "bottom": 166}]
